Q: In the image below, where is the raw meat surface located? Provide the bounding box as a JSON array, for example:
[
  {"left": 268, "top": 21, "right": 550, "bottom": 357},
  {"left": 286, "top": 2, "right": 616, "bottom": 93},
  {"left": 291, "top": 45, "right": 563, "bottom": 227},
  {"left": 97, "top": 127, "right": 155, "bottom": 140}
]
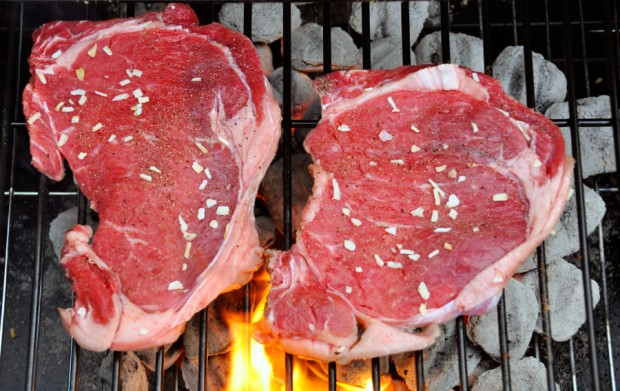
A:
[
  {"left": 254, "top": 64, "right": 573, "bottom": 363},
  {"left": 22, "top": 4, "right": 281, "bottom": 351}
]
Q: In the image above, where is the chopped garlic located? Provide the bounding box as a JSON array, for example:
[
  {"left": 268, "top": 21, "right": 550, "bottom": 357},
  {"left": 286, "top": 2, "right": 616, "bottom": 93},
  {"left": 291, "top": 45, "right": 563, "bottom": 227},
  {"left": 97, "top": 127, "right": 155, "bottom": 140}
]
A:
[
  {"left": 103, "top": 45, "right": 113, "bottom": 56},
  {"left": 533, "top": 158, "right": 543, "bottom": 167},
  {"left": 57, "top": 134, "right": 68, "bottom": 147},
  {"left": 410, "top": 207, "right": 424, "bottom": 217},
  {"left": 191, "top": 77, "right": 201, "bottom": 82},
  {"left": 27, "top": 112, "right": 42, "bottom": 124},
  {"left": 431, "top": 210, "right": 439, "bottom": 223},
  {"left": 379, "top": 129, "right": 393, "bottom": 141},
  {"left": 75, "top": 68, "right": 85, "bottom": 81},
  {"left": 493, "top": 193, "right": 508, "bottom": 202},
  {"left": 184, "top": 242, "right": 192, "bottom": 258},
  {"left": 391, "top": 159, "right": 405, "bottom": 165},
  {"left": 36, "top": 70, "right": 47, "bottom": 84},
  {"left": 139, "top": 173, "right": 152, "bottom": 182},
  {"left": 387, "top": 261, "right": 403, "bottom": 269},
  {"left": 61, "top": 106, "right": 74, "bottom": 113},
  {"left": 77, "top": 307, "right": 86, "bottom": 317},
  {"left": 374, "top": 254, "right": 385, "bottom": 267},
  {"left": 192, "top": 161, "right": 204, "bottom": 174},
  {"left": 418, "top": 282, "right": 430, "bottom": 300},
  {"left": 387, "top": 96, "right": 400, "bottom": 112},
  {"left": 52, "top": 49, "right": 62, "bottom": 59},
  {"left": 434, "top": 227, "right": 451, "bottom": 233},
  {"left": 351, "top": 218, "right": 362, "bottom": 227},
  {"left": 88, "top": 44, "right": 97, "bottom": 57},
  {"left": 78, "top": 95, "right": 87, "bottom": 105},
  {"left": 446, "top": 194, "right": 460, "bottom": 208},
  {"left": 345, "top": 286, "right": 353, "bottom": 294},
  {"left": 112, "top": 93, "right": 129, "bottom": 101},
  {"left": 206, "top": 199, "right": 217, "bottom": 208},
  {"left": 355, "top": 266, "right": 363, "bottom": 273},
  {"left": 410, "top": 124, "right": 421, "bottom": 133},
  {"left": 168, "top": 281, "right": 184, "bottom": 291},
  {"left": 435, "top": 165, "right": 447, "bottom": 172},
  {"left": 55, "top": 102, "right": 64, "bottom": 111},
  {"left": 139, "top": 328, "right": 149, "bottom": 335},
  {"left": 344, "top": 239, "right": 356, "bottom": 251},
  {"left": 204, "top": 168, "right": 212, "bottom": 179},
  {"left": 197, "top": 208, "right": 205, "bottom": 220},
  {"left": 337, "top": 124, "right": 351, "bottom": 132},
  {"left": 448, "top": 209, "right": 458, "bottom": 220},
  {"left": 428, "top": 249, "right": 439, "bottom": 258},
  {"left": 92, "top": 122, "right": 103, "bottom": 131},
  {"left": 218, "top": 136, "right": 229, "bottom": 146},
  {"left": 122, "top": 135, "right": 133, "bottom": 143},
  {"left": 342, "top": 207, "right": 351, "bottom": 216},
  {"left": 419, "top": 303, "right": 427, "bottom": 314},
  {"left": 385, "top": 226, "right": 397, "bottom": 236},
  {"left": 444, "top": 242, "right": 453, "bottom": 251},
  {"left": 71, "top": 116, "right": 79, "bottom": 124},
  {"left": 195, "top": 142, "right": 208, "bottom": 153},
  {"left": 210, "top": 220, "right": 219, "bottom": 228},
  {"left": 411, "top": 145, "right": 421, "bottom": 153},
  {"left": 471, "top": 122, "right": 479, "bottom": 133},
  {"left": 77, "top": 152, "right": 87, "bottom": 160},
  {"left": 216, "top": 206, "right": 230, "bottom": 216},
  {"left": 149, "top": 166, "right": 161, "bottom": 174},
  {"left": 199, "top": 180, "right": 208, "bottom": 190},
  {"left": 108, "top": 134, "right": 116, "bottom": 143}
]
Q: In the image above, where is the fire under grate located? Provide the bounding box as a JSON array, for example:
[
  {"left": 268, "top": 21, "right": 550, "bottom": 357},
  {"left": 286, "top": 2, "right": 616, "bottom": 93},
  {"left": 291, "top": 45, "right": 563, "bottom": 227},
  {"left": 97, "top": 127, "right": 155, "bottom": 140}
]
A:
[{"left": 0, "top": 1, "right": 619, "bottom": 390}]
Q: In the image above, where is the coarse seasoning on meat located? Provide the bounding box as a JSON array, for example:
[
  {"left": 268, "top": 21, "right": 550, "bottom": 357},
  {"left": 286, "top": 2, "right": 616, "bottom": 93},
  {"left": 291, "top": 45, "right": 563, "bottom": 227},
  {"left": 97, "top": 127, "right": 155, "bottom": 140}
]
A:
[
  {"left": 254, "top": 64, "right": 573, "bottom": 363},
  {"left": 22, "top": 3, "right": 281, "bottom": 351}
]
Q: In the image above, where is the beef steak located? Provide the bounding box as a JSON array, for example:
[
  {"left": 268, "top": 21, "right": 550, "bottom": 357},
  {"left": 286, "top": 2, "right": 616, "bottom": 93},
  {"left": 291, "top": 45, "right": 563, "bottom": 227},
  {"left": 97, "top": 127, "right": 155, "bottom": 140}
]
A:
[
  {"left": 22, "top": 4, "right": 281, "bottom": 351},
  {"left": 254, "top": 64, "right": 573, "bottom": 363}
]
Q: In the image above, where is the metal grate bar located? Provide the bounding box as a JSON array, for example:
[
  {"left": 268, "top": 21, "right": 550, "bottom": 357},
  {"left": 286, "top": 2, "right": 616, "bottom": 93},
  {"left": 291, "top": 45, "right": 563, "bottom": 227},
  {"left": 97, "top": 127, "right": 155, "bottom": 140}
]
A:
[
  {"left": 456, "top": 316, "right": 469, "bottom": 390},
  {"left": 440, "top": 0, "right": 450, "bottom": 63},
  {"left": 0, "top": 0, "right": 19, "bottom": 362},
  {"left": 112, "top": 351, "right": 122, "bottom": 390},
  {"left": 401, "top": 2, "right": 411, "bottom": 66},
  {"left": 562, "top": 1, "right": 602, "bottom": 389},
  {"left": 603, "top": 0, "right": 620, "bottom": 188},
  {"left": 323, "top": 1, "right": 332, "bottom": 74},
  {"left": 282, "top": 1, "right": 294, "bottom": 389},
  {"left": 371, "top": 357, "right": 380, "bottom": 391},
  {"left": 595, "top": 181, "right": 618, "bottom": 391},
  {"left": 155, "top": 347, "right": 165, "bottom": 391},
  {"left": 328, "top": 362, "right": 336, "bottom": 391},
  {"left": 522, "top": 2, "right": 556, "bottom": 389},
  {"left": 577, "top": 0, "right": 591, "bottom": 97},
  {"left": 25, "top": 174, "right": 49, "bottom": 391},
  {"left": 198, "top": 308, "right": 208, "bottom": 391},
  {"left": 415, "top": 351, "right": 424, "bottom": 391},
  {"left": 361, "top": 2, "right": 371, "bottom": 69},
  {"left": 497, "top": 294, "right": 512, "bottom": 391},
  {"left": 439, "top": 2, "right": 470, "bottom": 389}
]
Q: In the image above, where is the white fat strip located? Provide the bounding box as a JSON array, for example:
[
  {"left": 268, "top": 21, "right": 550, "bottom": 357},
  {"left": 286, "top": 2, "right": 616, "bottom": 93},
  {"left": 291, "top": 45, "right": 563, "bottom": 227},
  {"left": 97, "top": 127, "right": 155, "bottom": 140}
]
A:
[
  {"left": 168, "top": 281, "right": 184, "bottom": 291},
  {"left": 178, "top": 215, "right": 188, "bottom": 233},
  {"left": 446, "top": 194, "right": 460, "bottom": 208},
  {"left": 57, "top": 134, "right": 68, "bottom": 147},
  {"left": 323, "top": 65, "right": 489, "bottom": 117},
  {"left": 508, "top": 116, "right": 533, "bottom": 142},
  {"left": 418, "top": 282, "right": 431, "bottom": 300}
]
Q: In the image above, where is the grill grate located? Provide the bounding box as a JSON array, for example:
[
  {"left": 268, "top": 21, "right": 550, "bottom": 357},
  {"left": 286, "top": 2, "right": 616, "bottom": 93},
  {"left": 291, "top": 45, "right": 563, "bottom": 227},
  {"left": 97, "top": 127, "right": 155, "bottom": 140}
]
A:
[{"left": 0, "top": 1, "right": 618, "bottom": 390}]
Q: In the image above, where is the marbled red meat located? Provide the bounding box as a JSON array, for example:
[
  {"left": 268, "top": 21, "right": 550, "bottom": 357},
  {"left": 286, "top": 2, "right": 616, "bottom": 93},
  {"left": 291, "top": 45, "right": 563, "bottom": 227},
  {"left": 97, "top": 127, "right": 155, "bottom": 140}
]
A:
[
  {"left": 22, "top": 3, "right": 281, "bottom": 351},
  {"left": 254, "top": 64, "right": 573, "bottom": 363}
]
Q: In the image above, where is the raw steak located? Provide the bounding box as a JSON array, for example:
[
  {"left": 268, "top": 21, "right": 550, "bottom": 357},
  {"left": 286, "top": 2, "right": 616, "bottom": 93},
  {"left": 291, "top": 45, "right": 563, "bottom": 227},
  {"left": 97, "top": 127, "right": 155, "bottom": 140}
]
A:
[
  {"left": 254, "top": 64, "right": 573, "bottom": 363},
  {"left": 22, "top": 4, "right": 281, "bottom": 351}
]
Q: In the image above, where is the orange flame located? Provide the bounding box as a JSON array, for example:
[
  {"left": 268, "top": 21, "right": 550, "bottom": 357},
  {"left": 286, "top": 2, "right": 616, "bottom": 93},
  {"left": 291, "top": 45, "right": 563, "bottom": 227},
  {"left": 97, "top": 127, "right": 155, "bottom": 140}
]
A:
[{"left": 226, "top": 282, "right": 393, "bottom": 391}]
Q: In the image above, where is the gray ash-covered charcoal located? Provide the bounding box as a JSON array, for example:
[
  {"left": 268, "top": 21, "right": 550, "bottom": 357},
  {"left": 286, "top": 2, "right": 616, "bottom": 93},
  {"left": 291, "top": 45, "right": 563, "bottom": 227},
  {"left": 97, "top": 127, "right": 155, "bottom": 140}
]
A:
[
  {"left": 466, "top": 279, "right": 538, "bottom": 362},
  {"left": 472, "top": 356, "right": 559, "bottom": 391},
  {"left": 393, "top": 321, "right": 482, "bottom": 391},
  {"left": 518, "top": 258, "right": 601, "bottom": 342},
  {"left": 493, "top": 46, "right": 567, "bottom": 112},
  {"left": 255, "top": 43, "right": 274, "bottom": 76},
  {"left": 269, "top": 67, "right": 319, "bottom": 119},
  {"left": 261, "top": 154, "right": 314, "bottom": 236},
  {"left": 349, "top": 1, "right": 429, "bottom": 44},
  {"left": 218, "top": 2, "right": 302, "bottom": 43},
  {"left": 518, "top": 185, "right": 606, "bottom": 273},
  {"left": 313, "top": 358, "right": 389, "bottom": 388},
  {"left": 545, "top": 95, "right": 617, "bottom": 178},
  {"left": 290, "top": 23, "right": 359, "bottom": 72},
  {"left": 358, "top": 36, "right": 416, "bottom": 70},
  {"left": 415, "top": 31, "right": 484, "bottom": 72},
  {"left": 134, "top": 343, "right": 182, "bottom": 372},
  {"left": 181, "top": 353, "right": 231, "bottom": 391},
  {"left": 101, "top": 351, "right": 148, "bottom": 391},
  {"left": 256, "top": 215, "right": 276, "bottom": 248}
]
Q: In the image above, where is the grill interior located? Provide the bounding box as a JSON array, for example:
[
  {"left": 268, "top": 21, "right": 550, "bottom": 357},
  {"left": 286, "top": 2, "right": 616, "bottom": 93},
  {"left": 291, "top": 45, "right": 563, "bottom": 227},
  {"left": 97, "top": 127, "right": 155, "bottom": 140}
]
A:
[{"left": 0, "top": 1, "right": 619, "bottom": 390}]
